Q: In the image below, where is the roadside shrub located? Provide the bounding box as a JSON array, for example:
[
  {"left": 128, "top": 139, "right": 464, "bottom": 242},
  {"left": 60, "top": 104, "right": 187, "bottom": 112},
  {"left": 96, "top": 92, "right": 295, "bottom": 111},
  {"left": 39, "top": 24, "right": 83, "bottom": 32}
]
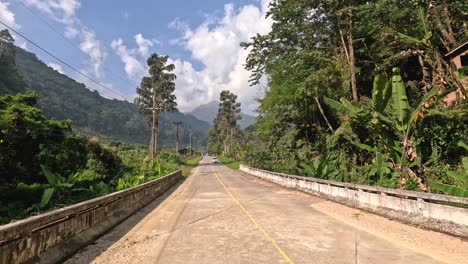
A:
[
  {"left": 38, "top": 135, "right": 88, "bottom": 177},
  {"left": 415, "top": 110, "right": 468, "bottom": 164},
  {"left": 87, "top": 138, "right": 123, "bottom": 177}
]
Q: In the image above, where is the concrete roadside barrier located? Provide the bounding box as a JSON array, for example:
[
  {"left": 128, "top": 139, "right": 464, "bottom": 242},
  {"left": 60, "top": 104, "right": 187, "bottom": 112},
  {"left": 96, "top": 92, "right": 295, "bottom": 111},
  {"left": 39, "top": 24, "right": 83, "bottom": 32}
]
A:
[
  {"left": 240, "top": 164, "right": 468, "bottom": 238},
  {"left": 0, "top": 170, "right": 182, "bottom": 264}
]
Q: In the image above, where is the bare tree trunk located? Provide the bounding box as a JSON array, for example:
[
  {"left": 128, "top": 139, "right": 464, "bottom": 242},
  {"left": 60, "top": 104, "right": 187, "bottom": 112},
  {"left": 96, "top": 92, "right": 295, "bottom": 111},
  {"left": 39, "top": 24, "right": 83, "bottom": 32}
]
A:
[
  {"left": 337, "top": 12, "right": 358, "bottom": 102},
  {"left": 314, "top": 97, "right": 334, "bottom": 133},
  {"left": 347, "top": 10, "right": 358, "bottom": 102},
  {"left": 417, "top": 54, "right": 432, "bottom": 93},
  {"left": 154, "top": 113, "right": 159, "bottom": 156},
  {"left": 427, "top": 0, "right": 455, "bottom": 51},
  {"left": 175, "top": 123, "right": 179, "bottom": 153},
  {"left": 230, "top": 128, "right": 234, "bottom": 155},
  {"left": 150, "top": 93, "right": 159, "bottom": 162},
  {"left": 150, "top": 107, "right": 156, "bottom": 162}
]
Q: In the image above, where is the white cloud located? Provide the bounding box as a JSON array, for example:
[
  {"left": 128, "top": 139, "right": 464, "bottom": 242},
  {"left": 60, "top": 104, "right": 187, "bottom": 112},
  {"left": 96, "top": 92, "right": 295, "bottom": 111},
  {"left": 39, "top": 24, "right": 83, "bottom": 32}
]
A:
[
  {"left": 170, "top": 0, "right": 272, "bottom": 114},
  {"left": 0, "top": 1, "right": 20, "bottom": 29},
  {"left": 64, "top": 26, "right": 78, "bottom": 38},
  {"left": 23, "top": 0, "right": 80, "bottom": 25},
  {"left": 47, "top": 62, "right": 63, "bottom": 73},
  {"left": 134, "top": 33, "right": 157, "bottom": 58},
  {"left": 169, "top": 17, "right": 189, "bottom": 32},
  {"left": 23, "top": 0, "right": 106, "bottom": 78},
  {"left": 111, "top": 33, "right": 160, "bottom": 81},
  {"left": 111, "top": 38, "right": 146, "bottom": 80},
  {"left": 0, "top": 1, "right": 28, "bottom": 49},
  {"left": 80, "top": 29, "right": 106, "bottom": 78}
]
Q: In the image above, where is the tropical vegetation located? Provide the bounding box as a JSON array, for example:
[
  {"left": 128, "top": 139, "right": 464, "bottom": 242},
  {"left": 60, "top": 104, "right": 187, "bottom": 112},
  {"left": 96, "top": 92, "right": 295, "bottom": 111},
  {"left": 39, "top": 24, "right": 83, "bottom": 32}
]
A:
[
  {"left": 209, "top": 0, "right": 468, "bottom": 197},
  {"left": 0, "top": 31, "right": 200, "bottom": 224}
]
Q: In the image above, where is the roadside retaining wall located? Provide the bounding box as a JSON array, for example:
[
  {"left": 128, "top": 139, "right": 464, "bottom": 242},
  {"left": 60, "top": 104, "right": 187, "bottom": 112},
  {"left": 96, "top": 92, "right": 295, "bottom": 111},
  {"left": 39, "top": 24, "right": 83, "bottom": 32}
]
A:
[
  {"left": 240, "top": 165, "right": 468, "bottom": 238},
  {"left": 0, "top": 170, "right": 182, "bottom": 264}
]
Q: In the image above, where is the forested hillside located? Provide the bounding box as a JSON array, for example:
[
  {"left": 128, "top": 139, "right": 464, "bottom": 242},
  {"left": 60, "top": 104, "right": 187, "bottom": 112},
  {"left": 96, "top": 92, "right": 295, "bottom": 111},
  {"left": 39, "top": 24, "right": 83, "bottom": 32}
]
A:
[{"left": 0, "top": 44, "right": 209, "bottom": 146}]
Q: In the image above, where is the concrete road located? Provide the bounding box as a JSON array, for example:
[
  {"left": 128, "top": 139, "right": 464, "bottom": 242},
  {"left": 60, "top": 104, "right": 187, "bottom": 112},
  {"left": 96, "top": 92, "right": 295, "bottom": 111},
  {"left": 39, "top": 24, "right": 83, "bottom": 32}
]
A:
[{"left": 66, "top": 157, "right": 464, "bottom": 264}]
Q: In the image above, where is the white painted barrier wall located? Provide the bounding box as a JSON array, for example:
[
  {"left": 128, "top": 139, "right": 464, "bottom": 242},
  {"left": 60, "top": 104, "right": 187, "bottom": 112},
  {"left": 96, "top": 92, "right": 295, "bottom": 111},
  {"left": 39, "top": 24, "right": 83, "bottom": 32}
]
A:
[{"left": 240, "top": 164, "right": 468, "bottom": 238}]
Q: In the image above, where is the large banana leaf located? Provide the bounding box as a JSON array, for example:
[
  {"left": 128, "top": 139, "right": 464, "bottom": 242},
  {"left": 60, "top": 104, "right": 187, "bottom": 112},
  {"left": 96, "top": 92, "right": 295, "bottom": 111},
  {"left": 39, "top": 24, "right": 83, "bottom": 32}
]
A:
[
  {"left": 391, "top": 68, "right": 410, "bottom": 131},
  {"left": 406, "top": 86, "right": 438, "bottom": 134},
  {"left": 40, "top": 165, "right": 58, "bottom": 185},
  {"left": 447, "top": 171, "right": 468, "bottom": 183},
  {"left": 429, "top": 182, "right": 468, "bottom": 197},
  {"left": 40, "top": 188, "right": 54, "bottom": 208},
  {"left": 458, "top": 141, "right": 468, "bottom": 151},
  {"left": 352, "top": 141, "right": 376, "bottom": 152},
  {"left": 446, "top": 157, "right": 468, "bottom": 183},
  {"left": 372, "top": 75, "right": 391, "bottom": 113},
  {"left": 323, "top": 97, "right": 358, "bottom": 116},
  {"left": 372, "top": 112, "right": 393, "bottom": 127},
  {"left": 464, "top": 157, "right": 468, "bottom": 174}
]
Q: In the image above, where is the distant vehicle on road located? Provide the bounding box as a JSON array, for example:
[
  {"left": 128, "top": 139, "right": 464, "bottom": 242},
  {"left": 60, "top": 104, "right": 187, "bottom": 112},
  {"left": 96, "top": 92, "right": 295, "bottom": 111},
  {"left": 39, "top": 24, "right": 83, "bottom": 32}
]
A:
[{"left": 212, "top": 157, "right": 219, "bottom": 163}]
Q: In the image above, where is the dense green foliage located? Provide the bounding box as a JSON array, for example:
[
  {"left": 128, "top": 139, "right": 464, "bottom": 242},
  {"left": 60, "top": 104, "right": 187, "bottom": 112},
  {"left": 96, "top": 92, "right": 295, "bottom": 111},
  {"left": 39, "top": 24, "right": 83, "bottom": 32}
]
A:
[
  {"left": 0, "top": 30, "right": 25, "bottom": 94},
  {"left": 0, "top": 29, "right": 209, "bottom": 223},
  {"left": 208, "top": 0, "right": 468, "bottom": 196},
  {"left": 0, "top": 91, "right": 72, "bottom": 185},
  {"left": 0, "top": 91, "right": 199, "bottom": 223},
  {"left": 218, "top": 156, "right": 240, "bottom": 170}
]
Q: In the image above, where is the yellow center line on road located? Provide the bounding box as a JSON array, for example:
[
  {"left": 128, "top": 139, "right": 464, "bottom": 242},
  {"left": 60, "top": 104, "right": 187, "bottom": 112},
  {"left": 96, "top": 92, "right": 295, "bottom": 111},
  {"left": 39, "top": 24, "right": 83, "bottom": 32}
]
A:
[{"left": 211, "top": 165, "right": 295, "bottom": 264}]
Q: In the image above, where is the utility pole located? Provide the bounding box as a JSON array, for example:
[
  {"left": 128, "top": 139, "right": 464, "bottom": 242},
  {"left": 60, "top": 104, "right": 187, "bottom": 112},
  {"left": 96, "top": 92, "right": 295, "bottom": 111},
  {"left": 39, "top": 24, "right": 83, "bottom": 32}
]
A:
[
  {"left": 173, "top": 121, "right": 182, "bottom": 154},
  {"left": 193, "top": 136, "right": 197, "bottom": 155},
  {"left": 150, "top": 105, "right": 161, "bottom": 163},
  {"left": 151, "top": 93, "right": 156, "bottom": 162},
  {"left": 189, "top": 130, "right": 192, "bottom": 156}
]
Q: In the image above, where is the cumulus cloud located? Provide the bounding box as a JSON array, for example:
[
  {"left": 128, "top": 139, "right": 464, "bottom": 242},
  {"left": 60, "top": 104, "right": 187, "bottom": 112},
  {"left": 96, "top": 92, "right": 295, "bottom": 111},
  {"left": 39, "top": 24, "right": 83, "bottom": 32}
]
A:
[
  {"left": 47, "top": 62, "right": 64, "bottom": 73},
  {"left": 23, "top": 0, "right": 80, "bottom": 25},
  {"left": 80, "top": 30, "right": 106, "bottom": 78},
  {"left": 0, "top": 1, "right": 20, "bottom": 30},
  {"left": 0, "top": 1, "right": 29, "bottom": 48},
  {"left": 23, "top": 0, "right": 106, "bottom": 78},
  {"left": 111, "top": 33, "right": 159, "bottom": 82},
  {"left": 134, "top": 33, "right": 157, "bottom": 58},
  {"left": 170, "top": 0, "right": 272, "bottom": 114},
  {"left": 111, "top": 38, "right": 146, "bottom": 80}
]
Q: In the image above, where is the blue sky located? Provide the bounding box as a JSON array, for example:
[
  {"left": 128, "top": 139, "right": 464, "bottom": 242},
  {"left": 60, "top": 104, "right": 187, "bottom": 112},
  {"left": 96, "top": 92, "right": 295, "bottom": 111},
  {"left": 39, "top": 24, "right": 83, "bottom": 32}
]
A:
[{"left": 0, "top": 0, "right": 272, "bottom": 114}]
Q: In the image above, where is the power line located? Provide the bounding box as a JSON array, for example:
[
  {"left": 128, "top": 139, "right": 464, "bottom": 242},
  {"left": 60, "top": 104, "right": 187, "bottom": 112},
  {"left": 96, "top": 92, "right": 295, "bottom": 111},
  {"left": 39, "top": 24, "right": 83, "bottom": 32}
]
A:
[
  {"left": 15, "top": 0, "right": 140, "bottom": 88},
  {"left": 10, "top": 43, "right": 120, "bottom": 100},
  {"left": 0, "top": 19, "right": 132, "bottom": 101}
]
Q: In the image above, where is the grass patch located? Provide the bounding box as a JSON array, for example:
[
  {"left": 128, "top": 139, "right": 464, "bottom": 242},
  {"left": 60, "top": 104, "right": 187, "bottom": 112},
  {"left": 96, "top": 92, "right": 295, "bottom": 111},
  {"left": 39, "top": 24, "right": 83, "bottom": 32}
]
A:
[
  {"left": 180, "top": 156, "right": 203, "bottom": 176},
  {"left": 219, "top": 156, "right": 240, "bottom": 170}
]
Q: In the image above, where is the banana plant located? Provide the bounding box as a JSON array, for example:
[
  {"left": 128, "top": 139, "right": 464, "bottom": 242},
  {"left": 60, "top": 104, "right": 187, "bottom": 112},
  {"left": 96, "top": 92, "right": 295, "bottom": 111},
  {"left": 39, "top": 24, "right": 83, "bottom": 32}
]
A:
[
  {"left": 116, "top": 175, "right": 145, "bottom": 191},
  {"left": 391, "top": 68, "right": 410, "bottom": 131},
  {"left": 429, "top": 142, "right": 468, "bottom": 197},
  {"left": 372, "top": 74, "right": 392, "bottom": 114},
  {"left": 302, "top": 155, "right": 338, "bottom": 180},
  {"left": 40, "top": 165, "right": 75, "bottom": 208},
  {"left": 325, "top": 69, "right": 438, "bottom": 189},
  {"left": 325, "top": 68, "right": 437, "bottom": 147}
]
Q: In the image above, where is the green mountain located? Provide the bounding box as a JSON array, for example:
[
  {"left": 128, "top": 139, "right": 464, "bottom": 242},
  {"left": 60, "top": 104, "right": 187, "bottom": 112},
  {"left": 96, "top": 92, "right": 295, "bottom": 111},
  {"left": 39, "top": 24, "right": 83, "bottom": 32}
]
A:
[
  {"left": 1, "top": 45, "right": 209, "bottom": 147},
  {"left": 189, "top": 101, "right": 256, "bottom": 129}
]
